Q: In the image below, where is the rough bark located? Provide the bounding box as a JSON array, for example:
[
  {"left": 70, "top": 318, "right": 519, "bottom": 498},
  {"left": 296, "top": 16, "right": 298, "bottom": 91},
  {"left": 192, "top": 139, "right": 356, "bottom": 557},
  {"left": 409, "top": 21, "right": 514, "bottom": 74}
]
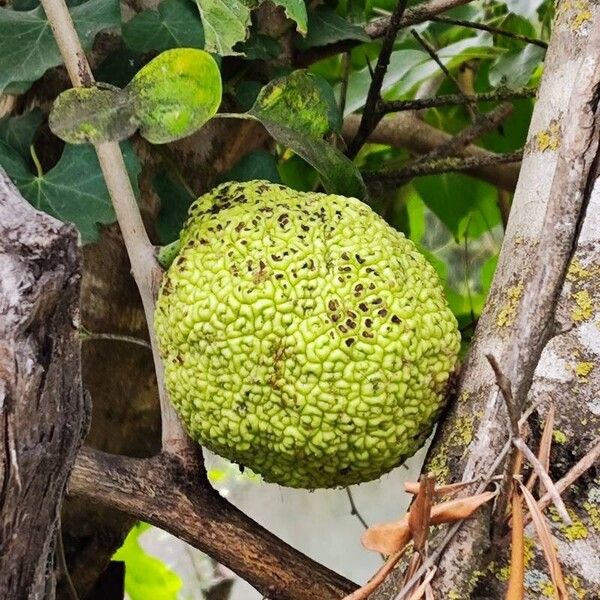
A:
[
  {"left": 0, "top": 171, "right": 87, "bottom": 599},
  {"left": 373, "top": 2, "right": 600, "bottom": 598},
  {"left": 70, "top": 448, "right": 357, "bottom": 600}
]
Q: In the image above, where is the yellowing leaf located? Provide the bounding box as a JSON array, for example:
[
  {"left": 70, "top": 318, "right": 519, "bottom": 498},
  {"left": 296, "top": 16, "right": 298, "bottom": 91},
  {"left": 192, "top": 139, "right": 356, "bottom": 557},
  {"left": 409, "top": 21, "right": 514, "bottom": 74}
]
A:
[{"left": 127, "top": 48, "right": 222, "bottom": 144}]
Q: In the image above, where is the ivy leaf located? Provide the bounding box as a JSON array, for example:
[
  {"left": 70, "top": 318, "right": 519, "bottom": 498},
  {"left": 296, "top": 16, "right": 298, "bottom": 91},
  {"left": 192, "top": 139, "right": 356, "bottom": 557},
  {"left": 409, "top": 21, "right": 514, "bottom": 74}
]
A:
[
  {"left": 49, "top": 86, "right": 138, "bottom": 144},
  {"left": 123, "top": 0, "right": 204, "bottom": 53},
  {"left": 195, "top": 0, "right": 306, "bottom": 55},
  {"left": 194, "top": 0, "right": 252, "bottom": 55},
  {"left": 0, "top": 109, "right": 43, "bottom": 159},
  {"left": 248, "top": 70, "right": 364, "bottom": 198},
  {"left": 0, "top": 140, "right": 140, "bottom": 243},
  {"left": 0, "top": 0, "right": 120, "bottom": 93},
  {"left": 113, "top": 523, "right": 182, "bottom": 600},
  {"left": 488, "top": 45, "right": 545, "bottom": 89},
  {"left": 272, "top": 0, "right": 307, "bottom": 35},
  {"left": 297, "top": 8, "right": 369, "bottom": 49},
  {"left": 235, "top": 32, "right": 281, "bottom": 60}
]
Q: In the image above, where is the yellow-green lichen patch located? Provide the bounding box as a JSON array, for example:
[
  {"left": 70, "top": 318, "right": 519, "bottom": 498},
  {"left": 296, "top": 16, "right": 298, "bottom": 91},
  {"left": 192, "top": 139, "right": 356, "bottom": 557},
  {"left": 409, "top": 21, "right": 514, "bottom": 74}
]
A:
[
  {"left": 566, "top": 574, "right": 587, "bottom": 599},
  {"left": 534, "top": 120, "right": 561, "bottom": 152},
  {"left": 427, "top": 413, "right": 475, "bottom": 482},
  {"left": 496, "top": 282, "right": 524, "bottom": 328},
  {"left": 155, "top": 181, "right": 461, "bottom": 488},
  {"left": 571, "top": 290, "right": 594, "bottom": 322},
  {"left": 557, "top": 0, "right": 592, "bottom": 30},
  {"left": 553, "top": 429, "right": 568, "bottom": 444},
  {"left": 567, "top": 258, "right": 592, "bottom": 281},
  {"left": 561, "top": 516, "right": 588, "bottom": 541},
  {"left": 572, "top": 361, "right": 594, "bottom": 380}
]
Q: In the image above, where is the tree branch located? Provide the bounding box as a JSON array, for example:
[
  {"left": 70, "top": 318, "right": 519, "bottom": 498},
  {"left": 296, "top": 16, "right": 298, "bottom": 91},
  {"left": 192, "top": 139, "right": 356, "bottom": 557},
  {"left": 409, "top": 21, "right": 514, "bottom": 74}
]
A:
[
  {"left": 346, "top": 0, "right": 409, "bottom": 158},
  {"left": 296, "top": 0, "right": 475, "bottom": 67},
  {"left": 69, "top": 448, "right": 357, "bottom": 600},
  {"left": 378, "top": 87, "right": 537, "bottom": 113},
  {"left": 0, "top": 171, "right": 87, "bottom": 598},
  {"left": 363, "top": 150, "right": 523, "bottom": 186},
  {"left": 430, "top": 15, "right": 548, "bottom": 49},
  {"left": 342, "top": 113, "right": 521, "bottom": 190},
  {"left": 40, "top": 0, "right": 190, "bottom": 456}
]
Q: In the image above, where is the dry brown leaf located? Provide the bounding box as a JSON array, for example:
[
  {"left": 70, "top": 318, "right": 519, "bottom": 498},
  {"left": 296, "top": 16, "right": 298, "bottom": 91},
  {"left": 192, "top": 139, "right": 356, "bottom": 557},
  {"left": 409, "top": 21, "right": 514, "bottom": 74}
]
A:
[
  {"left": 506, "top": 488, "right": 525, "bottom": 600},
  {"left": 519, "top": 482, "right": 568, "bottom": 600},
  {"left": 404, "top": 479, "right": 477, "bottom": 497},
  {"left": 409, "top": 475, "right": 435, "bottom": 552},
  {"left": 362, "top": 491, "right": 497, "bottom": 554},
  {"left": 526, "top": 403, "right": 555, "bottom": 493}
]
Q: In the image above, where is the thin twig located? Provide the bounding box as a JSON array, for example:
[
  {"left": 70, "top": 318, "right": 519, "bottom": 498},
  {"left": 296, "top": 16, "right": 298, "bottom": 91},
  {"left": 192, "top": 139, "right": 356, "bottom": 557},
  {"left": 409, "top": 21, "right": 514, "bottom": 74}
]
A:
[
  {"left": 487, "top": 354, "right": 571, "bottom": 524},
  {"left": 345, "top": 487, "right": 370, "bottom": 530},
  {"left": 486, "top": 354, "right": 519, "bottom": 437},
  {"left": 296, "top": 0, "right": 474, "bottom": 67},
  {"left": 430, "top": 15, "right": 548, "bottom": 49},
  {"left": 410, "top": 30, "right": 461, "bottom": 94},
  {"left": 40, "top": 0, "right": 190, "bottom": 456},
  {"left": 378, "top": 87, "right": 537, "bottom": 113},
  {"left": 392, "top": 441, "right": 512, "bottom": 600},
  {"left": 56, "top": 519, "right": 80, "bottom": 600},
  {"left": 412, "top": 103, "right": 513, "bottom": 164},
  {"left": 513, "top": 438, "right": 571, "bottom": 524},
  {"left": 363, "top": 150, "right": 523, "bottom": 185},
  {"left": 339, "top": 52, "right": 351, "bottom": 117},
  {"left": 536, "top": 439, "right": 600, "bottom": 514},
  {"left": 346, "top": 0, "right": 409, "bottom": 158},
  {"left": 80, "top": 332, "right": 152, "bottom": 350}
]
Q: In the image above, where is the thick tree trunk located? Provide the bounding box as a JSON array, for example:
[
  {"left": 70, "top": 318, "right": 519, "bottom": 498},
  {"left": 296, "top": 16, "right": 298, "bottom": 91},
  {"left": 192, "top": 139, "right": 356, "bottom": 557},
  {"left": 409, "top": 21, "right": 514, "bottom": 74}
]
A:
[
  {"left": 373, "top": 2, "right": 600, "bottom": 598},
  {"left": 0, "top": 171, "right": 87, "bottom": 599}
]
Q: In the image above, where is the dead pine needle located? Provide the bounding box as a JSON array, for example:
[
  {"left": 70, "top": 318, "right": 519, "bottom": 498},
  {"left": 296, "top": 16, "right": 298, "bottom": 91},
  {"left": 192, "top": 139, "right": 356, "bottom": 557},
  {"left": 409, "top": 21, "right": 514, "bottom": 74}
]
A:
[
  {"left": 506, "top": 486, "right": 525, "bottom": 600},
  {"left": 519, "top": 482, "right": 569, "bottom": 599}
]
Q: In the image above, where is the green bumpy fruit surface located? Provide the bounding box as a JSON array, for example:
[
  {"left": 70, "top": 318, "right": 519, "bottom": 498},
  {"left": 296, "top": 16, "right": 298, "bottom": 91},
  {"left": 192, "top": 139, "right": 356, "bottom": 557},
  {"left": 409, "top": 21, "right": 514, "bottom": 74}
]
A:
[{"left": 155, "top": 181, "right": 460, "bottom": 488}]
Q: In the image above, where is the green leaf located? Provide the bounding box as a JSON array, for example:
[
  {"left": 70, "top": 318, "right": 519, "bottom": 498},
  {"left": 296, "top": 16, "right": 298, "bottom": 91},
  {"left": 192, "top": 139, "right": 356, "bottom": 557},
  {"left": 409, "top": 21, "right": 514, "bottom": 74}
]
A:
[
  {"left": 0, "top": 139, "right": 140, "bottom": 243},
  {"left": 195, "top": 0, "right": 306, "bottom": 55},
  {"left": 154, "top": 171, "right": 195, "bottom": 244},
  {"left": 235, "top": 32, "right": 281, "bottom": 60},
  {"left": 480, "top": 254, "right": 498, "bottom": 293},
  {"left": 49, "top": 85, "right": 138, "bottom": 144},
  {"left": 248, "top": 71, "right": 365, "bottom": 197},
  {"left": 298, "top": 8, "right": 368, "bottom": 49},
  {"left": 272, "top": 0, "right": 307, "bottom": 35},
  {"left": 123, "top": 0, "right": 204, "bottom": 53},
  {"left": 0, "top": 0, "right": 120, "bottom": 93},
  {"left": 113, "top": 523, "right": 182, "bottom": 600},
  {"left": 488, "top": 45, "right": 545, "bottom": 89},
  {"left": 194, "top": 0, "right": 252, "bottom": 55},
  {"left": 0, "top": 109, "right": 43, "bottom": 159},
  {"left": 263, "top": 121, "right": 365, "bottom": 198},
  {"left": 414, "top": 173, "right": 500, "bottom": 240},
  {"left": 218, "top": 150, "right": 281, "bottom": 184},
  {"left": 342, "top": 33, "right": 502, "bottom": 115},
  {"left": 127, "top": 48, "right": 222, "bottom": 144},
  {"left": 249, "top": 70, "right": 333, "bottom": 138}
]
